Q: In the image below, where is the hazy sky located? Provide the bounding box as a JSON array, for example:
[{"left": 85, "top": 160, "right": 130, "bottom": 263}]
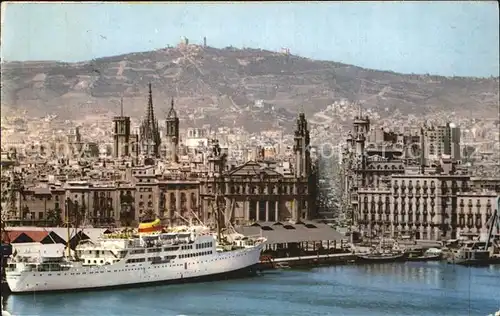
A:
[{"left": 1, "top": 1, "right": 499, "bottom": 77}]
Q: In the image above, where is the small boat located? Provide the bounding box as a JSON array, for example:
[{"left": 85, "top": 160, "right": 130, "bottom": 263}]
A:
[
  {"left": 355, "top": 251, "right": 407, "bottom": 263},
  {"left": 407, "top": 248, "right": 443, "bottom": 262},
  {"left": 354, "top": 236, "right": 408, "bottom": 263},
  {"left": 407, "top": 254, "right": 441, "bottom": 262},
  {"left": 447, "top": 244, "right": 491, "bottom": 266},
  {"left": 275, "top": 262, "right": 291, "bottom": 269},
  {"left": 486, "top": 309, "right": 500, "bottom": 316}
]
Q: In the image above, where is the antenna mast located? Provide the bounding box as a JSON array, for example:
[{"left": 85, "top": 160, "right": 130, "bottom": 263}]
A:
[{"left": 120, "top": 97, "right": 124, "bottom": 117}]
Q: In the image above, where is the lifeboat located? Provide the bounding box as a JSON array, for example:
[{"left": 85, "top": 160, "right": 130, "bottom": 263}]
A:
[{"left": 138, "top": 218, "right": 163, "bottom": 234}]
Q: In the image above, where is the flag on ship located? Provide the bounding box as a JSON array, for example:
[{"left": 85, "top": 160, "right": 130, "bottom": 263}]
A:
[{"left": 138, "top": 218, "right": 163, "bottom": 234}]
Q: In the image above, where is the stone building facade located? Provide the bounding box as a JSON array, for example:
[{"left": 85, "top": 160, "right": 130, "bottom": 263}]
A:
[
  {"left": 3, "top": 100, "right": 317, "bottom": 229},
  {"left": 357, "top": 169, "right": 499, "bottom": 241},
  {"left": 200, "top": 111, "right": 318, "bottom": 226},
  {"left": 345, "top": 114, "right": 499, "bottom": 241}
]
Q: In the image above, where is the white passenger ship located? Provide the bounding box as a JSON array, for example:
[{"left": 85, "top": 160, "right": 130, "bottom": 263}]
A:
[{"left": 5, "top": 222, "right": 266, "bottom": 293}]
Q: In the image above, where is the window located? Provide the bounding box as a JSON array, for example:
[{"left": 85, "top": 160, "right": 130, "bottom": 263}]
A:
[
  {"left": 126, "top": 258, "right": 145, "bottom": 263},
  {"left": 164, "top": 247, "right": 179, "bottom": 252}
]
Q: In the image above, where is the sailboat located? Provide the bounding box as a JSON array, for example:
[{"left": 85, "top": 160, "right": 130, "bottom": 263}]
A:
[
  {"left": 355, "top": 246, "right": 407, "bottom": 263},
  {"left": 354, "top": 226, "right": 407, "bottom": 263}
]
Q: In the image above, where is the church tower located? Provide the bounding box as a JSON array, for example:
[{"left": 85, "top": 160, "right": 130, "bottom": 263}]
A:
[
  {"left": 165, "top": 98, "right": 180, "bottom": 163},
  {"left": 139, "top": 83, "right": 161, "bottom": 159},
  {"left": 352, "top": 112, "right": 369, "bottom": 188},
  {"left": 113, "top": 98, "right": 131, "bottom": 158},
  {"left": 293, "top": 111, "right": 311, "bottom": 178}
]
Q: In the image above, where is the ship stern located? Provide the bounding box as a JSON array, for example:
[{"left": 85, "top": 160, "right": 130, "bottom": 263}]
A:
[{"left": 5, "top": 272, "right": 24, "bottom": 293}]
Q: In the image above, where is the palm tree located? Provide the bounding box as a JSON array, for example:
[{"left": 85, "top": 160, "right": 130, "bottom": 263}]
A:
[
  {"left": 67, "top": 198, "right": 84, "bottom": 227},
  {"left": 79, "top": 200, "right": 87, "bottom": 225},
  {"left": 22, "top": 205, "right": 30, "bottom": 220},
  {"left": 120, "top": 192, "right": 134, "bottom": 227},
  {"left": 106, "top": 197, "right": 114, "bottom": 227},
  {"left": 141, "top": 209, "right": 155, "bottom": 222}
]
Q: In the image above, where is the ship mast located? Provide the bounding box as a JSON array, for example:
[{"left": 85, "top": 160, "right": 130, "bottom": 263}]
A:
[
  {"left": 214, "top": 175, "right": 222, "bottom": 242},
  {"left": 65, "top": 198, "right": 71, "bottom": 258}
]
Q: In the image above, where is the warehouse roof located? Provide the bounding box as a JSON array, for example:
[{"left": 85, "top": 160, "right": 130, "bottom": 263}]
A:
[{"left": 235, "top": 220, "right": 345, "bottom": 244}]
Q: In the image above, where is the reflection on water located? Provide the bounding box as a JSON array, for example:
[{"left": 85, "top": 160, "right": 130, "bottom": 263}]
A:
[
  {"left": 358, "top": 262, "right": 443, "bottom": 285},
  {"left": 5, "top": 263, "right": 500, "bottom": 316},
  {"left": 354, "top": 262, "right": 500, "bottom": 290}
]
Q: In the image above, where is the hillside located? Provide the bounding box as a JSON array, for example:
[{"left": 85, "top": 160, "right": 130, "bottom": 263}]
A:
[{"left": 1, "top": 45, "right": 498, "bottom": 131}]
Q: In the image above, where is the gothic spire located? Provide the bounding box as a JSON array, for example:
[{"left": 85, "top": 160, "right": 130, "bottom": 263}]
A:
[
  {"left": 139, "top": 83, "right": 161, "bottom": 157},
  {"left": 167, "top": 97, "right": 177, "bottom": 119},
  {"left": 146, "top": 83, "right": 155, "bottom": 126}
]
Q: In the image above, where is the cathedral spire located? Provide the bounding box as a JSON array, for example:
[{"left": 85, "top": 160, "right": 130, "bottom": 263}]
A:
[
  {"left": 146, "top": 83, "right": 155, "bottom": 126},
  {"left": 139, "top": 83, "right": 161, "bottom": 158},
  {"left": 167, "top": 97, "right": 177, "bottom": 119}
]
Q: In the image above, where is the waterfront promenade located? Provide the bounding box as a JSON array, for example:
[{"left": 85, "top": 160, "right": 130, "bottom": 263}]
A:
[{"left": 4, "top": 262, "right": 500, "bottom": 316}]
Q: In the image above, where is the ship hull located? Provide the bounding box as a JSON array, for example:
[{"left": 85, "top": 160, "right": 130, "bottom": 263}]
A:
[
  {"left": 446, "top": 258, "right": 492, "bottom": 266},
  {"left": 8, "top": 263, "right": 259, "bottom": 295},
  {"left": 407, "top": 254, "right": 442, "bottom": 262},
  {"left": 355, "top": 253, "right": 407, "bottom": 263},
  {"left": 7, "top": 244, "right": 264, "bottom": 294}
]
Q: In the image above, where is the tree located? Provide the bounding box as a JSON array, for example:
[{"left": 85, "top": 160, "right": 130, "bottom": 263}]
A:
[
  {"left": 79, "top": 202, "right": 87, "bottom": 224},
  {"left": 46, "top": 208, "right": 62, "bottom": 226},
  {"left": 106, "top": 197, "right": 115, "bottom": 227},
  {"left": 22, "top": 205, "right": 30, "bottom": 219},
  {"left": 141, "top": 209, "right": 155, "bottom": 222},
  {"left": 67, "top": 198, "right": 84, "bottom": 227},
  {"left": 119, "top": 193, "right": 135, "bottom": 227}
]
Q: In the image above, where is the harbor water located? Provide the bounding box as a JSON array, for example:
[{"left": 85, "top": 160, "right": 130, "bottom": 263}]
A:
[{"left": 2, "top": 262, "right": 500, "bottom": 316}]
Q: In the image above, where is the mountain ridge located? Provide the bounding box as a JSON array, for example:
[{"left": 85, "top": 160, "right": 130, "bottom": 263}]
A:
[
  {"left": 1, "top": 45, "right": 498, "bottom": 131},
  {"left": 3, "top": 46, "right": 498, "bottom": 80}
]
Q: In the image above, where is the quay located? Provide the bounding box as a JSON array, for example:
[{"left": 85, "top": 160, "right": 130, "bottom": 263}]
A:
[
  {"left": 259, "top": 253, "right": 356, "bottom": 270},
  {"left": 1, "top": 280, "right": 9, "bottom": 296}
]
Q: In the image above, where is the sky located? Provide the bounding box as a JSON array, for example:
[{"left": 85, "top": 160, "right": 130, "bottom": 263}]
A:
[{"left": 1, "top": 1, "right": 499, "bottom": 77}]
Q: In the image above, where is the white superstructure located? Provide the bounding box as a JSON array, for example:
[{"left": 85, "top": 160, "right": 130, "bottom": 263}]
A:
[{"left": 5, "top": 226, "right": 266, "bottom": 293}]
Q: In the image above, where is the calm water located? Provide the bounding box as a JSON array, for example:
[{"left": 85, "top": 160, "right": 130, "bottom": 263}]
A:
[{"left": 3, "top": 262, "right": 500, "bottom": 316}]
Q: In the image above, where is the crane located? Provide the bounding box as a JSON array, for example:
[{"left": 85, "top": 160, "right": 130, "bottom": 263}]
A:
[{"left": 484, "top": 196, "right": 500, "bottom": 251}]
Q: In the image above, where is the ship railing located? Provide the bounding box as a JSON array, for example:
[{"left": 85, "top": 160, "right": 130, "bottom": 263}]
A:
[
  {"left": 10, "top": 256, "right": 40, "bottom": 264},
  {"left": 4, "top": 264, "right": 18, "bottom": 273},
  {"left": 102, "top": 233, "right": 135, "bottom": 239},
  {"left": 8, "top": 263, "right": 38, "bottom": 273}
]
